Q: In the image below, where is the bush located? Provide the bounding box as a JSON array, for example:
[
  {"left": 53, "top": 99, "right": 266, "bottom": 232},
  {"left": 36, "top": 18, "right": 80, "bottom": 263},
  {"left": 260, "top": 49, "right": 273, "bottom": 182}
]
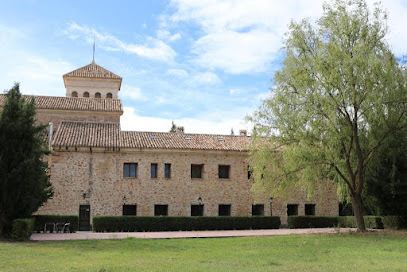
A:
[
  {"left": 93, "top": 216, "right": 281, "bottom": 232},
  {"left": 381, "top": 216, "right": 407, "bottom": 230},
  {"left": 287, "top": 216, "right": 339, "bottom": 229},
  {"left": 11, "top": 218, "right": 35, "bottom": 241},
  {"left": 338, "top": 216, "right": 384, "bottom": 229},
  {"left": 33, "top": 215, "right": 78, "bottom": 233}
]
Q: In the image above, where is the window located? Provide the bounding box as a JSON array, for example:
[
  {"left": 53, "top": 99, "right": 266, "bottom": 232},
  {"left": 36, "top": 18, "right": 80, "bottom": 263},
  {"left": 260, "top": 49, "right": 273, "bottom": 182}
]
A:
[
  {"left": 154, "top": 205, "right": 168, "bottom": 216},
  {"left": 191, "top": 164, "right": 203, "bottom": 178},
  {"left": 218, "top": 165, "right": 230, "bottom": 179},
  {"left": 248, "top": 165, "right": 253, "bottom": 179},
  {"left": 106, "top": 92, "right": 113, "bottom": 99},
  {"left": 123, "top": 205, "right": 137, "bottom": 216},
  {"left": 218, "top": 204, "right": 231, "bottom": 216},
  {"left": 191, "top": 205, "right": 204, "bottom": 216},
  {"left": 252, "top": 204, "right": 264, "bottom": 216},
  {"left": 151, "top": 163, "right": 158, "bottom": 178},
  {"left": 305, "top": 204, "right": 316, "bottom": 216},
  {"left": 287, "top": 204, "right": 298, "bottom": 216},
  {"left": 72, "top": 91, "right": 78, "bottom": 97},
  {"left": 83, "top": 92, "right": 89, "bottom": 98},
  {"left": 164, "top": 163, "right": 171, "bottom": 178},
  {"left": 95, "top": 92, "right": 101, "bottom": 98},
  {"left": 123, "top": 163, "right": 137, "bottom": 178}
]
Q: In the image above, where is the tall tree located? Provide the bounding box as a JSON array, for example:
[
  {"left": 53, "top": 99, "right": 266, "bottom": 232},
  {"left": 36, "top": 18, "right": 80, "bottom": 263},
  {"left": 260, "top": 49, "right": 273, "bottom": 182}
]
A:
[
  {"left": 248, "top": 0, "right": 407, "bottom": 231},
  {"left": 0, "top": 83, "right": 53, "bottom": 236},
  {"left": 169, "top": 121, "right": 177, "bottom": 133}
]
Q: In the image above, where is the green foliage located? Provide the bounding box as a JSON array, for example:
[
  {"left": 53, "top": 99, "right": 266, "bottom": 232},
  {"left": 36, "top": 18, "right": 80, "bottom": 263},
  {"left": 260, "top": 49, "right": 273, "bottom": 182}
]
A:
[
  {"left": 339, "top": 216, "right": 383, "bottom": 229},
  {"left": 93, "top": 216, "right": 281, "bottom": 232},
  {"left": 0, "top": 83, "right": 53, "bottom": 236},
  {"left": 11, "top": 218, "right": 35, "bottom": 241},
  {"left": 381, "top": 216, "right": 407, "bottom": 230},
  {"left": 287, "top": 216, "right": 339, "bottom": 229},
  {"left": 33, "top": 215, "right": 78, "bottom": 233},
  {"left": 364, "top": 128, "right": 407, "bottom": 215},
  {"left": 248, "top": 0, "right": 407, "bottom": 231},
  {"left": 169, "top": 121, "right": 177, "bottom": 132}
]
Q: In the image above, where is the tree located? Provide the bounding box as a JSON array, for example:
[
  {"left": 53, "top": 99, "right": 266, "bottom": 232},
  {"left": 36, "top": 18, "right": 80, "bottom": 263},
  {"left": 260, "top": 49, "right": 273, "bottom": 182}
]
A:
[
  {"left": 231, "top": 128, "right": 235, "bottom": 135},
  {"left": 170, "top": 121, "right": 177, "bottom": 133},
  {"left": 364, "top": 128, "right": 407, "bottom": 216},
  {"left": 248, "top": 0, "right": 407, "bottom": 232},
  {"left": 0, "top": 83, "right": 53, "bottom": 236}
]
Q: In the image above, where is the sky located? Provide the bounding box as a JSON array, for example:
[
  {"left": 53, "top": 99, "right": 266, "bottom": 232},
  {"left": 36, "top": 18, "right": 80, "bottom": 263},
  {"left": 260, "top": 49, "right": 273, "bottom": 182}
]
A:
[{"left": 0, "top": 0, "right": 406, "bottom": 135}]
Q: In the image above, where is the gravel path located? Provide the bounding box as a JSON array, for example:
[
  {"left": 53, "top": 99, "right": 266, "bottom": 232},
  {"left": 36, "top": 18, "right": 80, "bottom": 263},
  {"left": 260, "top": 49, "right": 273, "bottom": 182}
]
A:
[{"left": 30, "top": 228, "right": 356, "bottom": 241}]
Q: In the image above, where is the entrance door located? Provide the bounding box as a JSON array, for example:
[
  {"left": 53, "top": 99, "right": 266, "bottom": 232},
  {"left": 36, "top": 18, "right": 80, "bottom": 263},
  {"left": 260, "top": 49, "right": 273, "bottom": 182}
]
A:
[{"left": 79, "top": 205, "right": 91, "bottom": 231}]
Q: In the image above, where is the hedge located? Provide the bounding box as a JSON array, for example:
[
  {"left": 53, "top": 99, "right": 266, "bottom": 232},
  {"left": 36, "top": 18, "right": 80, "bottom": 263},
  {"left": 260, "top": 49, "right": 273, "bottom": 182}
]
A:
[
  {"left": 93, "top": 216, "right": 281, "bottom": 232},
  {"left": 33, "top": 215, "right": 78, "bottom": 233},
  {"left": 287, "top": 216, "right": 339, "bottom": 229},
  {"left": 338, "top": 216, "right": 384, "bottom": 229},
  {"left": 11, "top": 218, "right": 35, "bottom": 241},
  {"left": 381, "top": 216, "right": 407, "bottom": 230}
]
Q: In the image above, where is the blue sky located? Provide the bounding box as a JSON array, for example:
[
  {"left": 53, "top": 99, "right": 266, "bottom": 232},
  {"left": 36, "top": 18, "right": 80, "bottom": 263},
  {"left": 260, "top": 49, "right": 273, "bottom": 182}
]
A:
[{"left": 1, "top": 0, "right": 406, "bottom": 134}]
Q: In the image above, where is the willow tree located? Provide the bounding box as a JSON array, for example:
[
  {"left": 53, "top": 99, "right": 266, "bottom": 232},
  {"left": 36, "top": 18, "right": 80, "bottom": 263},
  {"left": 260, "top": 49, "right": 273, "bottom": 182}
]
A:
[{"left": 249, "top": 0, "right": 407, "bottom": 232}]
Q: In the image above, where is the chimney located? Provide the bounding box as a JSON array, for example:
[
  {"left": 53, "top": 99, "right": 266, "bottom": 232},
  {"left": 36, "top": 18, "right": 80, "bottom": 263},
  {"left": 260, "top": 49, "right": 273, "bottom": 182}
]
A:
[
  {"left": 176, "top": 126, "right": 185, "bottom": 134},
  {"left": 239, "top": 129, "right": 247, "bottom": 136}
]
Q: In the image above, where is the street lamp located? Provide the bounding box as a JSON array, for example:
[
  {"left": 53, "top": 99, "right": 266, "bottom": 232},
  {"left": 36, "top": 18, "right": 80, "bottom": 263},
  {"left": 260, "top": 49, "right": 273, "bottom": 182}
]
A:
[
  {"left": 197, "top": 196, "right": 203, "bottom": 205},
  {"left": 270, "top": 197, "right": 273, "bottom": 216},
  {"left": 122, "top": 196, "right": 127, "bottom": 205}
]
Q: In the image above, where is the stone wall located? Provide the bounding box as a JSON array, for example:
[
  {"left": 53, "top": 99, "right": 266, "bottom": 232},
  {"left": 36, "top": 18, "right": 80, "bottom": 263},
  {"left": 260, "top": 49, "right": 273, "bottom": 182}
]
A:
[{"left": 38, "top": 148, "right": 339, "bottom": 224}]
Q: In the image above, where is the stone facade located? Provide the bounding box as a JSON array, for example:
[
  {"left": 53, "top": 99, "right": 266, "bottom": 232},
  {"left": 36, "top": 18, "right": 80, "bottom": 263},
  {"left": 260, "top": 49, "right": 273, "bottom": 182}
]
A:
[{"left": 1, "top": 60, "right": 339, "bottom": 227}]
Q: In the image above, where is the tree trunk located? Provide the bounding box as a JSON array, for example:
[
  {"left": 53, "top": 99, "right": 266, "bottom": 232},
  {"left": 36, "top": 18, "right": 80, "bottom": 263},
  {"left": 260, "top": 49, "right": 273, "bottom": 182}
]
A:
[{"left": 351, "top": 193, "right": 366, "bottom": 232}]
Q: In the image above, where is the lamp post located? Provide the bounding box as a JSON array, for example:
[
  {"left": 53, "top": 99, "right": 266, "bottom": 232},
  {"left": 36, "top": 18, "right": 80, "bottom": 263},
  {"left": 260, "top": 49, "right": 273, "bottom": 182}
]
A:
[
  {"left": 122, "top": 196, "right": 127, "bottom": 206},
  {"left": 270, "top": 197, "right": 273, "bottom": 216},
  {"left": 197, "top": 196, "right": 202, "bottom": 205}
]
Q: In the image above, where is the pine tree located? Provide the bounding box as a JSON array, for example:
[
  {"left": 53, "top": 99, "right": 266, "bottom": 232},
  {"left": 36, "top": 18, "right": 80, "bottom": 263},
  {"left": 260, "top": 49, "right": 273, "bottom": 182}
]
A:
[
  {"left": 170, "top": 121, "right": 177, "bottom": 133},
  {"left": 0, "top": 83, "right": 53, "bottom": 236}
]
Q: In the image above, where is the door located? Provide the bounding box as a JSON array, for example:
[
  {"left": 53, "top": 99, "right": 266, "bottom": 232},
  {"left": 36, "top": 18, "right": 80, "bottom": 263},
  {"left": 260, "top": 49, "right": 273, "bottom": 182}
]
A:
[{"left": 79, "top": 205, "right": 91, "bottom": 231}]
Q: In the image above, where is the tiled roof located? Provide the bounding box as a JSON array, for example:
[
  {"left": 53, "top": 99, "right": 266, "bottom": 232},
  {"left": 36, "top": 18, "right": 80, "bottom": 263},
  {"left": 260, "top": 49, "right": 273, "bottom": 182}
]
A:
[
  {"left": 0, "top": 94, "right": 123, "bottom": 113},
  {"left": 53, "top": 121, "right": 121, "bottom": 148},
  {"left": 121, "top": 131, "right": 250, "bottom": 151},
  {"left": 63, "top": 61, "right": 122, "bottom": 79},
  {"left": 53, "top": 121, "right": 250, "bottom": 151}
]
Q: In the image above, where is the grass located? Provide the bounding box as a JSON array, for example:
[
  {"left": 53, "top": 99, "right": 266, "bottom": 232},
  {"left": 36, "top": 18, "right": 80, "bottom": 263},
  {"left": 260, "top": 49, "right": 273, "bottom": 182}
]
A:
[{"left": 1, "top": 231, "right": 407, "bottom": 271}]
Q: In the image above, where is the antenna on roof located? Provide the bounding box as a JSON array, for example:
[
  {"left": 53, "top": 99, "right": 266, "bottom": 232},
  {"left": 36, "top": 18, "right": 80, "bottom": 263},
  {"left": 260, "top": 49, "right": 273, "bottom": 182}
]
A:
[{"left": 92, "top": 35, "right": 95, "bottom": 63}]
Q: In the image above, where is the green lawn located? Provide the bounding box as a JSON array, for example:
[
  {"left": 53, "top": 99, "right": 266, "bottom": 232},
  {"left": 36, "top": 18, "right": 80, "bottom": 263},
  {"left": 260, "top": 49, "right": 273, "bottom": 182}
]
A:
[{"left": 1, "top": 231, "right": 406, "bottom": 272}]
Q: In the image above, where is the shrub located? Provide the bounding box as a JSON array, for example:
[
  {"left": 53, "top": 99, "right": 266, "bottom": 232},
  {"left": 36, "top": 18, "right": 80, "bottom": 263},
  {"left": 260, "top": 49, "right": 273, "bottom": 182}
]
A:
[
  {"left": 11, "top": 218, "right": 35, "bottom": 241},
  {"left": 287, "top": 216, "right": 339, "bottom": 229},
  {"left": 33, "top": 215, "right": 78, "bottom": 233},
  {"left": 338, "top": 216, "right": 384, "bottom": 229},
  {"left": 93, "top": 216, "right": 281, "bottom": 232},
  {"left": 381, "top": 216, "right": 407, "bottom": 230}
]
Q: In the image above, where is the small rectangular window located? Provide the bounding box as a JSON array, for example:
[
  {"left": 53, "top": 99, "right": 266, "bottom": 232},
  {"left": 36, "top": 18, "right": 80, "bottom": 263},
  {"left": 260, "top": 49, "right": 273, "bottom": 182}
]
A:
[
  {"left": 122, "top": 205, "right": 137, "bottom": 216},
  {"left": 218, "top": 204, "right": 231, "bottom": 216},
  {"left": 164, "top": 163, "right": 171, "bottom": 178},
  {"left": 252, "top": 204, "right": 264, "bottom": 216},
  {"left": 191, "top": 164, "right": 203, "bottom": 178},
  {"left": 151, "top": 163, "right": 158, "bottom": 178},
  {"left": 305, "top": 204, "right": 316, "bottom": 216},
  {"left": 124, "top": 163, "right": 137, "bottom": 178},
  {"left": 191, "top": 205, "right": 204, "bottom": 216},
  {"left": 218, "top": 165, "right": 230, "bottom": 179},
  {"left": 154, "top": 205, "right": 168, "bottom": 216},
  {"left": 287, "top": 204, "right": 298, "bottom": 216}
]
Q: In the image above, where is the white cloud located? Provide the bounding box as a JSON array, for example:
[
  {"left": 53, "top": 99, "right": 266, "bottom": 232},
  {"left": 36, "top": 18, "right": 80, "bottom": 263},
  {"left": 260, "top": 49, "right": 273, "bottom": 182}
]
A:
[
  {"left": 168, "top": 0, "right": 407, "bottom": 73},
  {"left": 192, "top": 71, "right": 221, "bottom": 85},
  {"left": 120, "top": 85, "right": 146, "bottom": 101},
  {"left": 121, "top": 106, "right": 249, "bottom": 135},
  {"left": 65, "top": 22, "right": 176, "bottom": 62},
  {"left": 157, "top": 29, "right": 181, "bottom": 42},
  {"left": 166, "top": 68, "right": 189, "bottom": 77}
]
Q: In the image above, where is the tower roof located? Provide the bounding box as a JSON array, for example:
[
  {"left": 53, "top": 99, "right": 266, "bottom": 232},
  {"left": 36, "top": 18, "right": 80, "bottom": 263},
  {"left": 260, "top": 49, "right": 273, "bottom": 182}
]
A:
[{"left": 63, "top": 61, "right": 122, "bottom": 80}]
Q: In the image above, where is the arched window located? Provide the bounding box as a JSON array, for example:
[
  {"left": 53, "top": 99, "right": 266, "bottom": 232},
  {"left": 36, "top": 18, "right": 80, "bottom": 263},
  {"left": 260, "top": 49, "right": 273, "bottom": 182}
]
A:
[
  {"left": 95, "top": 92, "right": 101, "bottom": 98},
  {"left": 72, "top": 91, "right": 78, "bottom": 97},
  {"left": 106, "top": 93, "right": 113, "bottom": 99},
  {"left": 83, "top": 92, "right": 89, "bottom": 98}
]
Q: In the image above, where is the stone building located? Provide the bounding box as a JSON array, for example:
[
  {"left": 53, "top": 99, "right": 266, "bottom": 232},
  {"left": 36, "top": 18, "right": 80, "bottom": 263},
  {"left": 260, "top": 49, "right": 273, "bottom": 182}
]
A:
[{"left": 0, "top": 61, "right": 338, "bottom": 230}]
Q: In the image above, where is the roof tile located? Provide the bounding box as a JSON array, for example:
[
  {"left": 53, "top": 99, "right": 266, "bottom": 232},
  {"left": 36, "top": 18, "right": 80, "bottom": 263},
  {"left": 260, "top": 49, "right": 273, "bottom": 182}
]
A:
[{"left": 63, "top": 62, "right": 122, "bottom": 79}]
